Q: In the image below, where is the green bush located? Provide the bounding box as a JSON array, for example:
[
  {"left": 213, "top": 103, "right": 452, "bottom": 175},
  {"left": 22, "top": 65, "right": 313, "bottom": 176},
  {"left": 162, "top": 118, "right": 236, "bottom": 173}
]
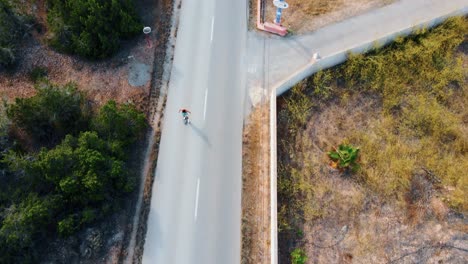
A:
[
  {"left": 7, "top": 82, "right": 88, "bottom": 145},
  {"left": 291, "top": 248, "right": 308, "bottom": 264},
  {"left": 0, "top": 0, "right": 23, "bottom": 68},
  {"left": 92, "top": 100, "right": 147, "bottom": 147},
  {"left": 29, "top": 66, "right": 48, "bottom": 82},
  {"left": 58, "top": 215, "right": 78, "bottom": 237},
  {"left": 47, "top": 0, "right": 141, "bottom": 58},
  {"left": 328, "top": 144, "right": 360, "bottom": 173},
  {"left": 0, "top": 81, "right": 147, "bottom": 262}
]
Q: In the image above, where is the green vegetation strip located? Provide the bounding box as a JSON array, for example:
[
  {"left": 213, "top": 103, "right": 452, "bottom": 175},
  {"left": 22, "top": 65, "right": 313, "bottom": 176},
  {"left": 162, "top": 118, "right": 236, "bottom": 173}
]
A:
[
  {"left": 0, "top": 0, "right": 25, "bottom": 67},
  {"left": 0, "top": 81, "right": 147, "bottom": 263},
  {"left": 47, "top": 0, "right": 141, "bottom": 58},
  {"left": 277, "top": 17, "right": 467, "bottom": 262}
]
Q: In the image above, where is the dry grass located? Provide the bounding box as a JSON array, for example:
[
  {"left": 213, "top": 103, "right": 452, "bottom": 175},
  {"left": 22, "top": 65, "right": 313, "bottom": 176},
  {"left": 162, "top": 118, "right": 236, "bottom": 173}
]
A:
[
  {"left": 277, "top": 18, "right": 468, "bottom": 263},
  {"left": 264, "top": 0, "right": 394, "bottom": 34},
  {"left": 241, "top": 104, "right": 270, "bottom": 264},
  {"left": 279, "top": 92, "right": 468, "bottom": 263}
]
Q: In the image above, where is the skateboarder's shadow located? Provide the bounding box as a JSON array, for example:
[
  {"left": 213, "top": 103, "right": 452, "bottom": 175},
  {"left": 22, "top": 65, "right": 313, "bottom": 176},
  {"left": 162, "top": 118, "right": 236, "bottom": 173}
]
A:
[{"left": 190, "top": 123, "right": 211, "bottom": 147}]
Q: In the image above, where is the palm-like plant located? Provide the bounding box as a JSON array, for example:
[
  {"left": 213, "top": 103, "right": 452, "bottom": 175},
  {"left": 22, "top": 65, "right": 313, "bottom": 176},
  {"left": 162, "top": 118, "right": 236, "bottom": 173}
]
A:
[{"left": 328, "top": 144, "right": 360, "bottom": 172}]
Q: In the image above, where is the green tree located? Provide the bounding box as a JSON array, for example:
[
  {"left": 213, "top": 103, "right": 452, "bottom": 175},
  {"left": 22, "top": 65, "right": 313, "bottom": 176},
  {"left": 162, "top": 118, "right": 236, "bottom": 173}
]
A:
[
  {"left": 0, "top": 194, "right": 58, "bottom": 261},
  {"left": 57, "top": 214, "right": 78, "bottom": 237},
  {"left": 0, "top": 0, "right": 24, "bottom": 68},
  {"left": 0, "top": 95, "right": 147, "bottom": 262},
  {"left": 47, "top": 0, "right": 141, "bottom": 58},
  {"left": 92, "top": 100, "right": 146, "bottom": 147},
  {"left": 7, "top": 82, "right": 87, "bottom": 145}
]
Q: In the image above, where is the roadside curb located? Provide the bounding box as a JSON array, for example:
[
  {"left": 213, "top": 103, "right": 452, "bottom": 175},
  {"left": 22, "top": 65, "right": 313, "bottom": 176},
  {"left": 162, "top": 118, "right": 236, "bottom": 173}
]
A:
[{"left": 269, "top": 91, "right": 278, "bottom": 264}]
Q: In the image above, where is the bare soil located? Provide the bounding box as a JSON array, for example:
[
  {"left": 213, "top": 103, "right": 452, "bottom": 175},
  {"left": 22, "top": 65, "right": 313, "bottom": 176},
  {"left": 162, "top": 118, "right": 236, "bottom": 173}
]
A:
[
  {"left": 241, "top": 104, "right": 271, "bottom": 264},
  {"left": 255, "top": 0, "right": 394, "bottom": 34}
]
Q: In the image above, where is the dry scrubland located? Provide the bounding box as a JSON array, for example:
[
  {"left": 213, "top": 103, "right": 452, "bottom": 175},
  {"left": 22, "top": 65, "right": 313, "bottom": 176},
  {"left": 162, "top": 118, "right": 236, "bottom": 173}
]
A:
[{"left": 277, "top": 17, "right": 468, "bottom": 263}]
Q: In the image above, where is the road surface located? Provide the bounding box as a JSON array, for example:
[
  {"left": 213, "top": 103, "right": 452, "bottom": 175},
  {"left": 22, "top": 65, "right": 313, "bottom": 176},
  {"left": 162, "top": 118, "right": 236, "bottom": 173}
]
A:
[
  {"left": 247, "top": 0, "right": 468, "bottom": 95},
  {"left": 142, "top": 0, "right": 247, "bottom": 263}
]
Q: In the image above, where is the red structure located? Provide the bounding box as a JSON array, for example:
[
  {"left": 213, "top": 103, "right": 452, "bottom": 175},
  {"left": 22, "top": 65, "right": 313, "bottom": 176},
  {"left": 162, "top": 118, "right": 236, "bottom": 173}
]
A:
[{"left": 257, "top": 0, "right": 288, "bottom": 36}]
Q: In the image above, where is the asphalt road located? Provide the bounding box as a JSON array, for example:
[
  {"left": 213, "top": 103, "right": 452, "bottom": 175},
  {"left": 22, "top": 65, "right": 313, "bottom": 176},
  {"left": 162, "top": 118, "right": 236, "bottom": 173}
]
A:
[{"left": 142, "top": 0, "right": 247, "bottom": 263}]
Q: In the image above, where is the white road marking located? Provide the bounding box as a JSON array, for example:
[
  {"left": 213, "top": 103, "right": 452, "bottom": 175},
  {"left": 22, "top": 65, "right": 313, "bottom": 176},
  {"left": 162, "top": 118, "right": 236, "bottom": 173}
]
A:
[
  {"left": 210, "top": 17, "right": 215, "bottom": 42},
  {"left": 194, "top": 178, "right": 200, "bottom": 220},
  {"left": 203, "top": 88, "right": 208, "bottom": 120}
]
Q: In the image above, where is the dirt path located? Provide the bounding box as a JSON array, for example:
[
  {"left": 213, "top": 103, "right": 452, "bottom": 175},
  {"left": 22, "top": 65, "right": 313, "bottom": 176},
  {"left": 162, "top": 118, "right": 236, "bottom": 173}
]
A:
[{"left": 242, "top": 104, "right": 271, "bottom": 264}]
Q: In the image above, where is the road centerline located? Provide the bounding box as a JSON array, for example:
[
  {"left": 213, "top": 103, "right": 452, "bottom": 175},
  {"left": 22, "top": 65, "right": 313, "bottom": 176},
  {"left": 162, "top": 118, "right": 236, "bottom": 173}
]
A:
[
  {"left": 203, "top": 88, "right": 208, "bottom": 120},
  {"left": 194, "top": 178, "right": 200, "bottom": 221},
  {"left": 210, "top": 16, "right": 215, "bottom": 42}
]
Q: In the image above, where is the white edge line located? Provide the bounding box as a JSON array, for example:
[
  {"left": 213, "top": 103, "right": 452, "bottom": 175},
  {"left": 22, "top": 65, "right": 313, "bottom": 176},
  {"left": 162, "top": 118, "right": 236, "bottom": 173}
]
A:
[
  {"left": 210, "top": 16, "right": 215, "bottom": 42},
  {"left": 194, "top": 178, "right": 200, "bottom": 220},
  {"left": 270, "top": 91, "right": 278, "bottom": 264},
  {"left": 203, "top": 88, "right": 208, "bottom": 120}
]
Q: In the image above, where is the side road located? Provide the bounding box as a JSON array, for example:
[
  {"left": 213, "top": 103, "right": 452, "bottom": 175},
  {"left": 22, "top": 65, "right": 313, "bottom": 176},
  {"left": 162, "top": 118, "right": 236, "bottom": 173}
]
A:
[
  {"left": 244, "top": 1, "right": 468, "bottom": 264},
  {"left": 247, "top": 0, "right": 468, "bottom": 97}
]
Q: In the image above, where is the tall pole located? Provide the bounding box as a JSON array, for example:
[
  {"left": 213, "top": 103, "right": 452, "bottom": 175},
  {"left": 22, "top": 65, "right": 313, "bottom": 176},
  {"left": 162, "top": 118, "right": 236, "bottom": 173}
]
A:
[{"left": 273, "top": 0, "right": 288, "bottom": 25}]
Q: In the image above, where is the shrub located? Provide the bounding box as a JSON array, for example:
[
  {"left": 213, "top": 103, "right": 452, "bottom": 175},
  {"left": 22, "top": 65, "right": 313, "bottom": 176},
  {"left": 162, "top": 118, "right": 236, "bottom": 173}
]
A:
[
  {"left": 0, "top": 0, "right": 23, "bottom": 68},
  {"left": 92, "top": 100, "right": 147, "bottom": 147},
  {"left": 328, "top": 144, "right": 360, "bottom": 173},
  {"left": 311, "top": 70, "right": 334, "bottom": 100},
  {"left": 58, "top": 215, "right": 78, "bottom": 237},
  {"left": 29, "top": 66, "right": 48, "bottom": 82},
  {"left": 47, "top": 0, "right": 141, "bottom": 59},
  {"left": 6, "top": 82, "right": 87, "bottom": 145},
  {"left": 400, "top": 94, "right": 460, "bottom": 141},
  {"left": 291, "top": 248, "right": 308, "bottom": 264},
  {"left": 341, "top": 17, "right": 467, "bottom": 111}
]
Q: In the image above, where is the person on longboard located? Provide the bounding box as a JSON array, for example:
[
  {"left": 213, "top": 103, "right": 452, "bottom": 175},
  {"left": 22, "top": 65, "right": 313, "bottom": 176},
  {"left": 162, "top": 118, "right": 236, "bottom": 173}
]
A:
[{"left": 178, "top": 108, "right": 191, "bottom": 124}]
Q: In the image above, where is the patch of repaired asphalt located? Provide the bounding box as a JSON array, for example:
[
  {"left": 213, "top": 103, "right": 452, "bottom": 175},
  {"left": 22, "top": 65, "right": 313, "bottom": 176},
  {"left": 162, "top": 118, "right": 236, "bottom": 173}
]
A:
[{"left": 128, "top": 61, "right": 151, "bottom": 87}]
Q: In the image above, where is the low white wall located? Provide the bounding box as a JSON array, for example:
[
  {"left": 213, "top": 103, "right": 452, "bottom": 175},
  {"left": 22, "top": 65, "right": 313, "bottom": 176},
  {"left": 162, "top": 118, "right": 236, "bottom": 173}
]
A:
[{"left": 269, "top": 7, "right": 468, "bottom": 264}]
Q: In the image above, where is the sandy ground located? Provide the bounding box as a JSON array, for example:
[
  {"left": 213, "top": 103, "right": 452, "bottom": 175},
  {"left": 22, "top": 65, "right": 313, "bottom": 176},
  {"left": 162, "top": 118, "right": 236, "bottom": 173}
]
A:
[{"left": 257, "top": 0, "right": 394, "bottom": 34}]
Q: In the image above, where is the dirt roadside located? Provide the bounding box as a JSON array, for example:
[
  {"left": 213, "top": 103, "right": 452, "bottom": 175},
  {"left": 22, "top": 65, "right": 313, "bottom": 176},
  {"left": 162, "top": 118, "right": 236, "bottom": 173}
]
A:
[
  {"left": 241, "top": 104, "right": 271, "bottom": 264},
  {"left": 121, "top": 0, "right": 178, "bottom": 262}
]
